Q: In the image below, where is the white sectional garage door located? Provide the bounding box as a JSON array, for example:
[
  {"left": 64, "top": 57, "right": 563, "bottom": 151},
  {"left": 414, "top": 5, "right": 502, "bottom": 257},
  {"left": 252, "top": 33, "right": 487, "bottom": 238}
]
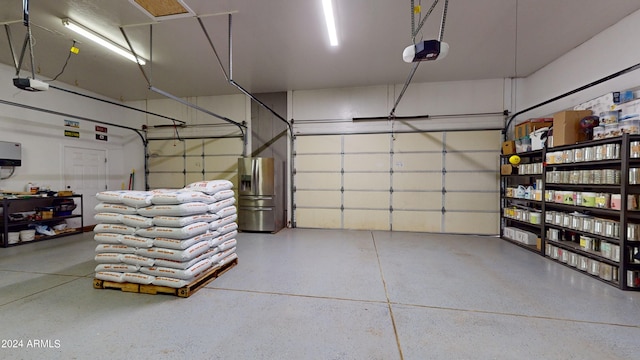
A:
[
  {"left": 293, "top": 130, "right": 500, "bottom": 234},
  {"left": 147, "top": 137, "right": 243, "bottom": 189}
]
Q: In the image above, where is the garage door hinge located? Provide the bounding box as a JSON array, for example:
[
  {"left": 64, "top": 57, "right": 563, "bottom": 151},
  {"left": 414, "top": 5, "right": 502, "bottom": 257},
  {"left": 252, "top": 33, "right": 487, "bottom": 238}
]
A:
[
  {"left": 442, "top": 187, "right": 447, "bottom": 194},
  {"left": 390, "top": 168, "right": 394, "bottom": 174},
  {"left": 389, "top": 206, "right": 394, "bottom": 212},
  {"left": 340, "top": 205, "right": 344, "bottom": 211},
  {"left": 441, "top": 207, "right": 446, "bottom": 214},
  {"left": 182, "top": 169, "right": 187, "bottom": 175},
  {"left": 442, "top": 168, "right": 447, "bottom": 174},
  {"left": 293, "top": 186, "right": 297, "bottom": 192},
  {"left": 341, "top": 168, "right": 344, "bottom": 174},
  {"left": 389, "top": 187, "right": 393, "bottom": 193},
  {"left": 340, "top": 187, "right": 344, "bottom": 193},
  {"left": 293, "top": 168, "right": 297, "bottom": 175},
  {"left": 442, "top": 149, "right": 447, "bottom": 154}
]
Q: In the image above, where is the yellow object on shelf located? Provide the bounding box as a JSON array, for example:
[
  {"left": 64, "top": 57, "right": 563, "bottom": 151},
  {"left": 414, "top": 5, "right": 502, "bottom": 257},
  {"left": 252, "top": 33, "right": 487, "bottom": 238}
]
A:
[{"left": 57, "top": 191, "right": 73, "bottom": 197}]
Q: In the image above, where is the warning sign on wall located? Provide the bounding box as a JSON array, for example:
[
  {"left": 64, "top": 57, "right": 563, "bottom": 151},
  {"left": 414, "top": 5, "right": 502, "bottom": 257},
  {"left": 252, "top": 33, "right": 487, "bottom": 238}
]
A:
[{"left": 64, "top": 130, "right": 80, "bottom": 138}]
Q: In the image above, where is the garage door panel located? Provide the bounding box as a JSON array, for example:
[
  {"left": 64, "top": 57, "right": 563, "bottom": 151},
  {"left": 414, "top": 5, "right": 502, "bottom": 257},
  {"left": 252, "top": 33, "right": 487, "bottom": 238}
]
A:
[
  {"left": 446, "top": 130, "right": 500, "bottom": 151},
  {"left": 344, "top": 134, "right": 389, "bottom": 153},
  {"left": 393, "top": 192, "right": 441, "bottom": 211},
  {"left": 344, "top": 210, "right": 389, "bottom": 230},
  {"left": 185, "top": 173, "right": 205, "bottom": 185},
  {"left": 296, "top": 208, "right": 341, "bottom": 228},
  {"left": 148, "top": 173, "right": 184, "bottom": 189},
  {"left": 446, "top": 172, "right": 499, "bottom": 192},
  {"left": 203, "top": 138, "right": 243, "bottom": 155},
  {"left": 205, "top": 172, "right": 236, "bottom": 184},
  {"left": 148, "top": 156, "right": 184, "bottom": 171},
  {"left": 149, "top": 140, "right": 184, "bottom": 155},
  {"left": 185, "top": 140, "right": 203, "bottom": 156},
  {"left": 344, "top": 173, "right": 390, "bottom": 190},
  {"left": 344, "top": 154, "right": 389, "bottom": 172},
  {"left": 392, "top": 211, "right": 441, "bottom": 232},
  {"left": 445, "top": 193, "right": 499, "bottom": 211},
  {"left": 344, "top": 191, "right": 389, "bottom": 209},
  {"left": 297, "top": 136, "right": 342, "bottom": 153},
  {"left": 393, "top": 172, "right": 442, "bottom": 191},
  {"left": 446, "top": 152, "right": 498, "bottom": 172},
  {"left": 393, "top": 153, "right": 442, "bottom": 171},
  {"left": 296, "top": 191, "right": 341, "bottom": 208},
  {"left": 295, "top": 173, "right": 340, "bottom": 190},
  {"left": 444, "top": 212, "right": 499, "bottom": 234},
  {"left": 296, "top": 154, "right": 341, "bottom": 172},
  {"left": 204, "top": 156, "right": 239, "bottom": 172},
  {"left": 393, "top": 132, "right": 443, "bottom": 152},
  {"left": 186, "top": 157, "right": 203, "bottom": 172}
]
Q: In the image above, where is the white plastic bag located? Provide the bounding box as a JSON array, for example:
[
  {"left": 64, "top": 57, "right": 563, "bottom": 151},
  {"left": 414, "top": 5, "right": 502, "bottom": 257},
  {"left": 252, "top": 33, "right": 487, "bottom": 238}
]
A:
[
  {"left": 120, "top": 235, "right": 155, "bottom": 248},
  {"left": 208, "top": 197, "right": 236, "bottom": 214},
  {"left": 93, "top": 223, "right": 137, "bottom": 235},
  {"left": 95, "top": 271, "right": 125, "bottom": 283},
  {"left": 152, "top": 214, "right": 217, "bottom": 228},
  {"left": 122, "top": 272, "right": 155, "bottom": 285},
  {"left": 94, "top": 203, "right": 138, "bottom": 215},
  {"left": 120, "top": 214, "right": 154, "bottom": 229},
  {"left": 140, "top": 258, "right": 212, "bottom": 280},
  {"left": 153, "top": 231, "right": 214, "bottom": 250},
  {"left": 184, "top": 180, "right": 233, "bottom": 194},
  {"left": 135, "top": 241, "right": 210, "bottom": 262},
  {"left": 120, "top": 254, "right": 155, "bottom": 267},
  {"left": 209, "top": 214, "right": 237, "bottom": 230},
  {"left": 151, "top": 190, "right": 217, "bottom": 204},
  {"left": 94, "top": 233, "right": 123, "bottom": 244},
  {"left": 137, "top": 202, "right": 209, "bottom": 217},
  {"left": 94, "top": 212, "right": 123, "bottom": 224},
  {"left": 95, "top": 263, "right": 140, "bottom": 273},
  {"left": 95, "top": 244, "right": 136, "bottom": 254},
  {"left": 136, "top": 221, "right": 210, "bottom": 240},
  {"left": 153, "top": 249, "right": 215, "bottom": 269}
]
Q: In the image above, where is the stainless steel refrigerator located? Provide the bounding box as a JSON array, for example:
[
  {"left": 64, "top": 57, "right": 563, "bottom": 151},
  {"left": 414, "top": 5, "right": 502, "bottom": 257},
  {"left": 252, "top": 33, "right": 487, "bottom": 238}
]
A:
[{"left": 237, "top": 157, "right": 284, "bottom": 232}]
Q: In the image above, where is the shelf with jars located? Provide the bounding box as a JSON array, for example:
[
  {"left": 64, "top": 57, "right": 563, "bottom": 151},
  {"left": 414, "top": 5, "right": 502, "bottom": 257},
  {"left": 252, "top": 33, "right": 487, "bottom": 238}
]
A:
[{"left": 500, "top": 133, "right": 640, "bottom": 290}]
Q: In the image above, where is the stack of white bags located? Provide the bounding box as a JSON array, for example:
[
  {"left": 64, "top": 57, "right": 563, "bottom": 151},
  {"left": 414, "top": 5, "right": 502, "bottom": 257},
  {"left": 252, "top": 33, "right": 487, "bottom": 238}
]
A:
[{"left": 93, "top": 180, "right": 238, "bottom": 288}]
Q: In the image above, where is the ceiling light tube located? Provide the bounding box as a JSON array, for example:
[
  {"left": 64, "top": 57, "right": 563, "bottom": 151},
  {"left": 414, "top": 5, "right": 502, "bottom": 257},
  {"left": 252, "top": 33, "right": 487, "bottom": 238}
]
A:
[
  {"left": 322, "top": 0, "right": 338, "bottom": 46},
  {"left": 62, "top": 18, "right": 146, "bottom": 65}
]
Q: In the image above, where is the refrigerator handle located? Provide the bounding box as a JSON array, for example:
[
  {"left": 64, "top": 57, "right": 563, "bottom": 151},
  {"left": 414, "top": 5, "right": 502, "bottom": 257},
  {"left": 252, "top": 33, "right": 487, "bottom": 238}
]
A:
[{"left": 254, "top": 160, "right": 259, "bottom": 192}]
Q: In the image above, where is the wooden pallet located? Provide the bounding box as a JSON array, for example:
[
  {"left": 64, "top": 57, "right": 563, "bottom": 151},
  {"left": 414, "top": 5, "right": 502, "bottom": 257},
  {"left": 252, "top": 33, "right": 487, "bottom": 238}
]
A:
[{"left": 93, "top": 258, "right": 238, "bottom": 298}]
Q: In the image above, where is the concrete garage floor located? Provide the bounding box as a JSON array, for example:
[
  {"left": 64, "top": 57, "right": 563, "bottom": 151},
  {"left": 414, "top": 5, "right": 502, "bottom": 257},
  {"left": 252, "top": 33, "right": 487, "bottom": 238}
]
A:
[{"left": 1, "top": 228, "right": 639, "bottom": 359}]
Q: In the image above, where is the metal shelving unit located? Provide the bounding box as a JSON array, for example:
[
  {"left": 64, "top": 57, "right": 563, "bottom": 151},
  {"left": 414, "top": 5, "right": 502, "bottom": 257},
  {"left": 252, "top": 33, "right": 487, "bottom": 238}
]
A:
[
  {"left": 0, "top": 195, "right": 83, "bottom": 247},
  {"left": 500, "top": 149, "right": 545, "bottom": 254},
  {"left": 500, "top": 134, "right": 640, "bottom": 290}
]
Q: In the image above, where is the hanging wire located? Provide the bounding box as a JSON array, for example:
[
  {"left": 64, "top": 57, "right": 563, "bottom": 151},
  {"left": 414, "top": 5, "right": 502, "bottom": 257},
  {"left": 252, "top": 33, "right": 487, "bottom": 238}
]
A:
[{"left": 49, "top": 40, "right": 76, "bottom": 81}]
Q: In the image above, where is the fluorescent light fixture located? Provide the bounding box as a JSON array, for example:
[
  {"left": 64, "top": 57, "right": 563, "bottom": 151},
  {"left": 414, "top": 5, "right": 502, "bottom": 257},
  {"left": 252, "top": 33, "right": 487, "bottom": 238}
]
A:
[
  {"left": 62, "top": 18, "right": 146, "bottom": 65},
  {"left": 322, "top": 0, "right": 338, "bottom": 46}
]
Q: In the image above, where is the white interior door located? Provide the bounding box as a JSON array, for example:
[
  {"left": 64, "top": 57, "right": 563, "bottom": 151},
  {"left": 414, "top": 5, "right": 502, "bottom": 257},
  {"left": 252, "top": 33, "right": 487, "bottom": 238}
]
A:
[{"left": 64, "top": 147, "right": 107, "bottom": 227}]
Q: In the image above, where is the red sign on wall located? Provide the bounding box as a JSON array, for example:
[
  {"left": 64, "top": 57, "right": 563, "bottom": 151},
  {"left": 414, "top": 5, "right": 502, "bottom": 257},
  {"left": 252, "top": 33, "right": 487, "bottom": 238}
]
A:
[{"left": 95, "top": 126, "right": 108, "bottom": 133}]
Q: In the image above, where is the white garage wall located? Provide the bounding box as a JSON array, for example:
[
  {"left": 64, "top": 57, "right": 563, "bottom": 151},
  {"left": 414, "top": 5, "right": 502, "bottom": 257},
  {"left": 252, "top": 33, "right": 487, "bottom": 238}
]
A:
[
  {"left": 0, "top": 63, "right": 145, "bottom": 195},
  {"left": 516, "top": 9, "right": 640, "bottom": 121},
  {"left": 291, "top": 79, "right": 506, "bottom": 135}
]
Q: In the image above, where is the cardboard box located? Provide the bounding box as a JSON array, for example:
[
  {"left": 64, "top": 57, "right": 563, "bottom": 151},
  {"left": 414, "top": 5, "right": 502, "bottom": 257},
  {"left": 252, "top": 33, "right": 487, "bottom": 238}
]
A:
[
  {"left": 501, "top": 164, "right": 516, "bottom": 175},
  {"left": 502, "top": 140, "right": 515, "bottom": 155},
  {"left": 551, "top": 110, "right": 593, "bottom": 147},
  {"left": 514, "top": 118, "right": 553, "bottom": 139}
]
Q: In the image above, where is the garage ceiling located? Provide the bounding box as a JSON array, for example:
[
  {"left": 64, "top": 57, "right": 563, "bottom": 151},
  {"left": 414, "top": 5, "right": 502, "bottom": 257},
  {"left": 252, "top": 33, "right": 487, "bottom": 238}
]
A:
[{"left": 0, "top": 0, "right": 639, "bottom": 101}]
